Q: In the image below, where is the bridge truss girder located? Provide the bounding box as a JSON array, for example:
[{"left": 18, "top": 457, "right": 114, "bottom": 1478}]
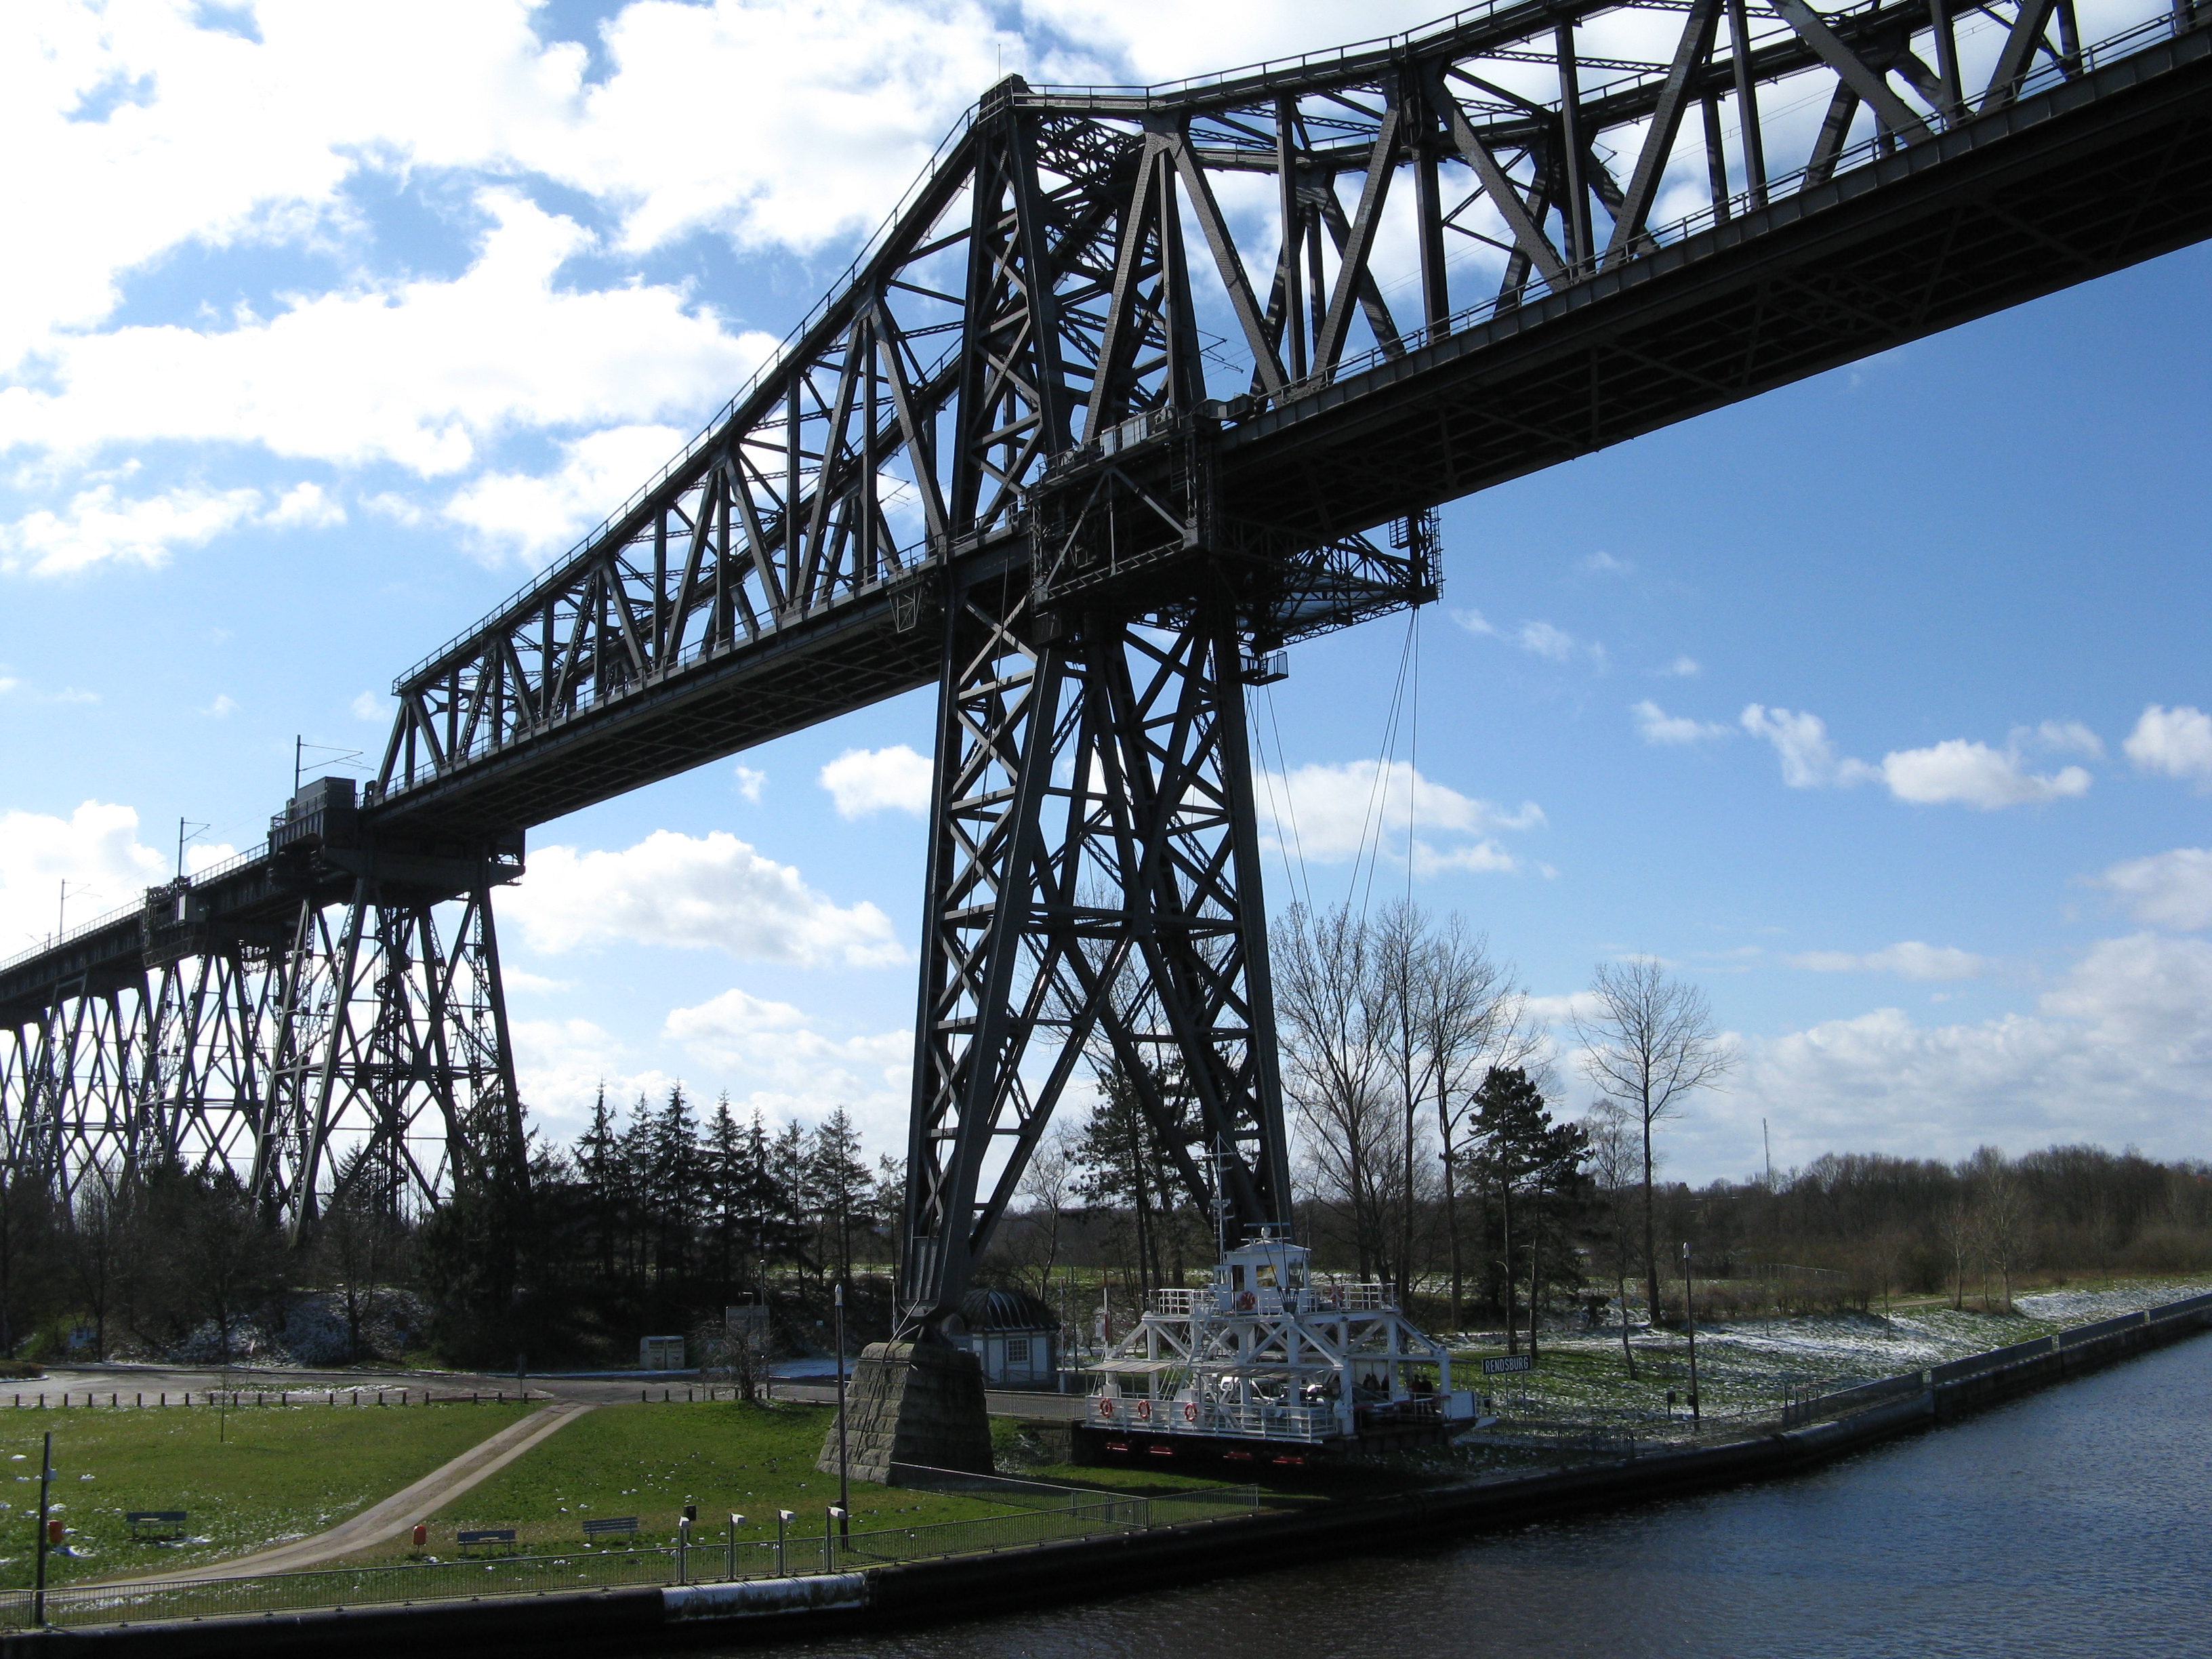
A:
[{"left": 0, "top": 875, "right": 523, "bottom": 1231}]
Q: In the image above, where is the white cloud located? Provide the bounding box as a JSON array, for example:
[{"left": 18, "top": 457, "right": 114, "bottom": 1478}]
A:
[
  {"left": 0, "top": 192, "right": 771, "bottom": 480},
  {"left": 1740, "top": 704, "right": 2089, "bottom": 807},
  {"left": 508, "top": 1015, "right": 675, "bottom": 1142},
  {"left": 1515, "top": 621, "right": 1579, "bottom": 661},
  {"left": 1740, "top": 704, "right": 1875, "bottom": 789},
  {"left": 350, "top": 691, "right": 385, "bottom": 722},
  {"left": 1663, "top": 655, "right": 1701, "bottom": 678},
  {"left": 443, "top": 422, "right": 687, "bottom": 563},
  {"left": 2022, "top": 719, "right": 2103, "bottom": 759},
  {"left": 1452, "top": 609, "right": 1498, "bottom": 638},
  {"left": 2123, "top": 704, "right": 2212, "bottom": 792},
  {"left": 1258, "top": 758, "right": 1540, "bottom": 876},
  {"left": 0, "top": 800, "right": 170, "bottom": 951},
  {"left": 664, "top": 987, "right": 910, "bottom": 1150},
  {"left": 200, "top": 694, "right": 238, "bottom": 718},
  {"left": 1784, "top": 942, "right": 1988, "bottom": 981},
  {"left": 2093, "top": 847, "right": 2212, "bottom": 932},
  {"left": 1578, "top": 551, "right": 1633, "bottom": 574},
  {"left": 732, "top": 766, "right": 766, "bottom": 804},
  {"left": 501, "top": 828, "right": 904, "bottom": 967},
  {"left": 1877, "top": 739, "right": 2090, "bottom": 809},
  {"left": 1450, "top": 610, "right": 1604, "bottom": 668},
  {"left": 1523, "top": 990, "right": 1603, "bottom": 1027},
  {"left": 819, "top": 745, "right": 933, "bottom": 818},
  {"left": 0, "top": 484, "right": 262, "bottom": 575},
  {"left": 262, "top": 481, "right": 345, "bottom": 531},
  {"left": 1631, "top": 699, "right": 1731, "bottom": 747},
  {"left": 1693, "top": 933, "right": 2212, "bottom": 1175}
]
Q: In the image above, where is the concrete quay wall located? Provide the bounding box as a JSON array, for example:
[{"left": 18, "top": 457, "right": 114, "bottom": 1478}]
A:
[{"left": 9, "top": 1298, "right": 2205, "bottom": 1658}]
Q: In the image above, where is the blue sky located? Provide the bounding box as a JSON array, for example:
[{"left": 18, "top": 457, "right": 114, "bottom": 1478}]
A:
[{"left": 3, "top": 0, "right": 2207, "bottom": 1185}]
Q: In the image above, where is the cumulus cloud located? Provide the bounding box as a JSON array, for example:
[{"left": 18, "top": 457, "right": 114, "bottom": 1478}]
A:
[
  {"left": 664, "top": 986, "right": 910, "bottom": 1149},
  {"left": 1877, "top": 739, "right": 2091, "bottom": 809},
  {"left": 444, "top": 422, "right": 689, "bottom": 563},
  {"left": 1663, "top": 655, "right": 1701, "bottom": 678},
  {"left": 1739, "top": 704, "right": 1876, "bottom": 789},
  {"left": 819, "top": 745, "right": 933, "bottom": 818},
  {"left": 0, "top": 193, "right": 771, "bottom": 480},
  {"left": 1682, "top": 933, "right": 2212, "bottom": 1175},
  {"left": 1740, "top": 704, "right": 2093, "bottom": 806},
  {"left": 2124, "top": 704, "right": 2212, "bottom": 791},
  {"left": 262, "top": 482, "right": 346, "bottom": 531},
  {"left": 501, "top": 829, "right": 904, "bottom": 966},
  {"left": 0, "top": 800, "right": 233, "bottom": 951},
  {"left": 2093, "top": 847, "right": 2212, "bottom": 932},
  {"left": 1631, "top": 699, "right": 1731, "bottom": 746},
  {"left": 508, "top": 1015, "right": 675, "bottom": 1141},
  {"left": 1258, "top": 758, "right": 1541, "bottom": 877},
  {"left": 2022, "top": 720, "right": 2103, "bottom": 759},
  {"left": 1784, "top": 942, "right": 1988, "bottom": 981},
  {"left": 0, "top": 484, "right": 262, "bottom": 576},
  {"left": 350, "top": 691, "right": 386, "bottom": 722},
  {"left": 732, "top": 766, "right": 767, "bottom": 804}
]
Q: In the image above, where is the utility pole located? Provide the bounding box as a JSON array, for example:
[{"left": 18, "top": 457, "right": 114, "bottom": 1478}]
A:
[
  {"left": 833, "top": 1282, "right": 849, "bottom": 1536},
  {"left": 33, "top": 1429, "right": 52, "bottom": 1626},
  {"left": 1763, "top": 1118, "right": 1772, "bottom": 1190},
  {"left": 176, "top": 817, "right": 208, "bottom": 882},
  {"left": 1682, "top": 1240, "right": 1700, "bottom": 1427}
]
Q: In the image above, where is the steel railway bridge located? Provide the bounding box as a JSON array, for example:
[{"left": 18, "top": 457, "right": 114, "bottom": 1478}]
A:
[{"left": 4, "top": 0, "right": 2209, "bottom": 1334}]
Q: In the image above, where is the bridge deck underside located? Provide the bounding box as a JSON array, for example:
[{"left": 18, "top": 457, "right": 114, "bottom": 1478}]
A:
[{"left": 1224, "top": 34, "right": 2212, "bottom": 540}]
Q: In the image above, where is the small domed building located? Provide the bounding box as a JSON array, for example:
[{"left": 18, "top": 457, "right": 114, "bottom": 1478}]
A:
[{"left": 957, "top": 1286, "right": 1059, "bottom": 1388}]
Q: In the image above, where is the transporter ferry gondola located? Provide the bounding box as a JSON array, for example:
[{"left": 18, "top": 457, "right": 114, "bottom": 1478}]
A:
[{"left": 1079, "top": 1228, "right": 1476, "bottom": 1465}]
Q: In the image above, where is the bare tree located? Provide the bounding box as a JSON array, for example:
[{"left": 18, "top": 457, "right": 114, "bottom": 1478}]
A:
[
  {"left": 1574, "top": 960, "right": 1736, "bottom": 1327},
  {"left": 1420, "top": 924, "right": 1534, "bottom": 1329},
  {"left": 1938, "top": 1193, "right": 1977, "bottom": 1310},
  {"left": 1276, "top": 903, "right": 1395, "bottom": 1279},
  {"left": 1008, "top": 1122, "right": 1080, "bottom": 1298},
  {"left": 1582, "top": 1101, "right": 1642, "bottom": 1376}
]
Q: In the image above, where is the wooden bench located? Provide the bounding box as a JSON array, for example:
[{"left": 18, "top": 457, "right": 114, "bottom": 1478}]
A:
[
  {"left": 455, "top": 1528, "right": 517, "bottom": 1555},
  {"left": 581, "top": 1517, "right": 638, "bottom": 1544},
  {"left": 126, "top": 1511, "right": 186, "bottom": 1542}
]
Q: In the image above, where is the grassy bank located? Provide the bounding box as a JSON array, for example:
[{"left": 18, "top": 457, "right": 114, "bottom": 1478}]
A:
[
  {"left": 0, "top": 1400, "right": 533, "bottom": 1587},
  {"left": 384, "top": 1401, "right": 1017, "bottom": 1561}
]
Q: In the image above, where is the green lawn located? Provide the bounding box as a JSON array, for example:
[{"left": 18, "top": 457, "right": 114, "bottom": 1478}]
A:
[
  {"left": 388, "top": 1401, "right": 1021, "bottom": 1562},
  {"left": 0, "top": 1400, "right": 533, "bottom": 1588}
]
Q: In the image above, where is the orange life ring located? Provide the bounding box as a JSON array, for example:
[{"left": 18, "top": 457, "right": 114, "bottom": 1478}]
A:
[
  {"left": 1095, "top": 1397, "right": 1116, "bottom": 1418},
  {"left": 1237, "top": 1291, "right": 1256, "bottom": 1311},
  {"left": 1136, "top": 1399, "right": 1152, "bottom": 1421},
  {"left": 1182, "top": 1401, "right": 1199, "bottom": 1423}
]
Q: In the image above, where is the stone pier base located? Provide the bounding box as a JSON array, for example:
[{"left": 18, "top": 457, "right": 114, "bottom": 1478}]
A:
[{"left": 816, "top": 1340, "right": 993, "bottom": 1482}]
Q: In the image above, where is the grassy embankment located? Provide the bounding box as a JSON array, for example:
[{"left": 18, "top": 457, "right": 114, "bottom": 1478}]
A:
[
  {"left": 1441, "top": 1273, "right": 2212, "bottom": 1430},
  {"left": 0, "top": 1400, "right": 534, "bottom": 1589},
  {"left": 372, "top": 1400, "right": 1029, "bottom": 1562}
]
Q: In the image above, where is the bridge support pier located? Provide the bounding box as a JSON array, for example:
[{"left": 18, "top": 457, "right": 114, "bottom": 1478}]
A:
[{"left": 832, "top": 575, "right": 1299, "bottom": 1469}]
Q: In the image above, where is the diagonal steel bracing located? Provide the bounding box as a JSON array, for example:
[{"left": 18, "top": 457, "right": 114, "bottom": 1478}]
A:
[
  {"left": 899, "top": 582, "right": 1296, "bottom": 1332},
  {"left": 3, "top": 1, "right": 2210, "bottom": 1283}
]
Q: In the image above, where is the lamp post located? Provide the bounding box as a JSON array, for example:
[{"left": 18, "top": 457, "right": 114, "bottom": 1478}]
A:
[
  {"left": 834, "top": 1282, "right": 850, "bottom": 1537},
  {"left": 727, "top": 1513, "right": 743, "bottom": 1580},
  {"left": 1682, "top": 1240, "right": 1700, "bottom": 1427},
  {"left": 776, "top": 1509, "right": 793, "bottom": 1577},
  {"left": 33, "top": 1431, "right": 52, "bottom": 1627},
  {"left": 826, "top": 1507, "right": 845, "bottom": 1572}
]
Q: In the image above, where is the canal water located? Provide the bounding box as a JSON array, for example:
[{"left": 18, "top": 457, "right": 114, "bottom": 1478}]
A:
[{"left": 760, "top": 1332, "right": 2209, "bottom": 1658}]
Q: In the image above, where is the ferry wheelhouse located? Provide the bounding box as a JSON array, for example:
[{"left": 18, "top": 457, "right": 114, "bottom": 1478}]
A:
[{"left": 1080, "top": 1230, "right": 1475, "bottom": 1461}]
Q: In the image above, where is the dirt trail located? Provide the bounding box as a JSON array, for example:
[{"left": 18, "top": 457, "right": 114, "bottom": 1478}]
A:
[{"left": 90, "top": 1399, "right": 596, "bottom": 1585}]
